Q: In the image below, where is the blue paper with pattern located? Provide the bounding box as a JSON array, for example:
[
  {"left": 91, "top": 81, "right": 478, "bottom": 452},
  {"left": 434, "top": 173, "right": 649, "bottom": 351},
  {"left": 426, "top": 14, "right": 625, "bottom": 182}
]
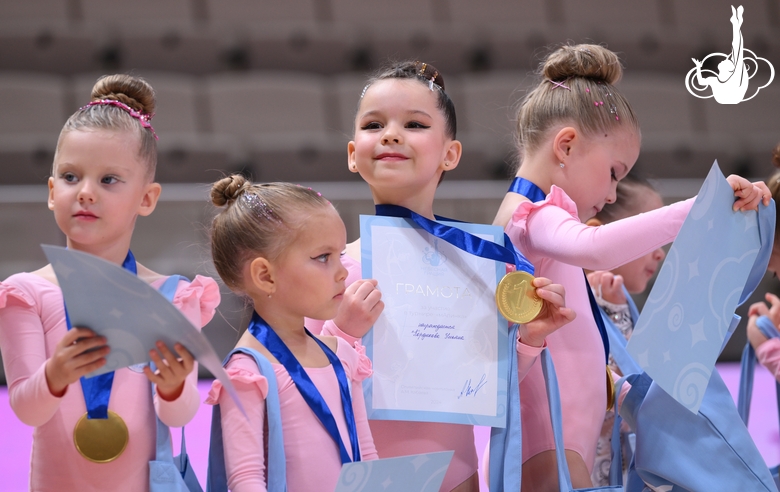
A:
[{"left": 627, "top": 162, "right": 769, "bottom": 413}]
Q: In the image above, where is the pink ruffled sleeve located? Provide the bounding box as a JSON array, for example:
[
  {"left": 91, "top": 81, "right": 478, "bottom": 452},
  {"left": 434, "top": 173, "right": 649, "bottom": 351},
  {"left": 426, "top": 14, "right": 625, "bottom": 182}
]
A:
[
  {"left": 756, "top": 338, "right": 780, "bottom": 382},
  {"left": 155, "top": 275, "right": 221, "bottom": 427},
  {"left": 506, "top": 186, "right": 694, "bottom": 271},
  {"left": 0, "top": 280, "right": 64, "bottom": 426},
  {"left": 336, "top": 338, "right": 378, "bottom": 461},
  {"left": 206, "top": 354, "right": 270, "bottom": 492}
]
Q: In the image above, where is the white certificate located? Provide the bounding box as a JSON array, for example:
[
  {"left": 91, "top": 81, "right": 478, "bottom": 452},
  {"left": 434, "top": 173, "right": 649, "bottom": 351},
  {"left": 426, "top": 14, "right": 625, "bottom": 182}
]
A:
[{"left": 360, "top": 215, "right": 510, "bottom": 427}]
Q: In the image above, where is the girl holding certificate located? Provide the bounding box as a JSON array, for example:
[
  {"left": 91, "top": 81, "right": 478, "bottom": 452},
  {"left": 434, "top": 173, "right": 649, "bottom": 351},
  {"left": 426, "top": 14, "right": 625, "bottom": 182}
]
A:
[
  {"left": 307, "top": 61, "right": 575, "bottom": 492},
  {"left": 493, "top": 43, "right": 770, "bottom": 491},
  {"left": 0, "top": 74, "right": 219, "bottom": 491},
  {"left": 206, "top": 176, "right": 378, "bottom": 492}
]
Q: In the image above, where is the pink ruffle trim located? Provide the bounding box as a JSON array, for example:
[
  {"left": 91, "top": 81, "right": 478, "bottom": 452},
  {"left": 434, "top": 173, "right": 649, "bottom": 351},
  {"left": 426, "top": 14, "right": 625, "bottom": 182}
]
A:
[
  {"left": 205, "top": 364, "right": 269, "bottom": 405},
  {"left": 171, "top": 275, "right": 220, "bottom": 326},
  {"left": 0, "top": 282, "right": 35, "bottom": 310},
  {"left": 350, "top": 341, "right": 373, "bottom": 381},
  {"left": 510, "top": 185, "right": 579, "bottom": 236}
]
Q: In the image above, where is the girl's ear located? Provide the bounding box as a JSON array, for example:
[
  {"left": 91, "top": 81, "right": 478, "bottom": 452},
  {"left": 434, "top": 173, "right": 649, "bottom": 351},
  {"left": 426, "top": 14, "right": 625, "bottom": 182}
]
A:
[
  {"left": 47, "top": 176, "right": 55, "bottom": 211},
  {"left": 347, "top": 141, "right": 358, "bottom": 173},
  {"left": 585, "top": 217, "right": 603, "bottom": 227},
  {"left": 138, "top": 182, "right": 162, "bottom": 217},
  {"left": 552, "top": 126, "right": 578, "bottom": 165},
  {"left": 249, "top": 256, "right": 276, "bottom": 295},
  {"left": 440, "top": 139, "right": 463, "bottom": 171}
]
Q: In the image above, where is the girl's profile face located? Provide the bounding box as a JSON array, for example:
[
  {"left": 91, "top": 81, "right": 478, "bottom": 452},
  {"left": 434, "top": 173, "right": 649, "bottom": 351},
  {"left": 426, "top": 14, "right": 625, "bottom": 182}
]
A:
[
  {"left": 348, "top": 79, "right": 456, "bottom": 196},
  {"left": 610, "top": 191, "right": 666, "bottom": 293},
  {"left": 270, "top": 207, "right": 348, "bottom": 321},
  {"left": 562, "top": 127, "right": 640, "bottom": 222},
  {"left": 48, "top": 129, "right": 158, "bottom": 252}
]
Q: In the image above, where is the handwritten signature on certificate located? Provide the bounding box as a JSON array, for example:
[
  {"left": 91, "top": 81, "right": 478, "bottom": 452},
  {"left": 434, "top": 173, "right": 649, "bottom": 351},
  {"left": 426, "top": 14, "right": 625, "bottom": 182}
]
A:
[{"left": 457, "top": 374, "right": 488, "bottom": 399}]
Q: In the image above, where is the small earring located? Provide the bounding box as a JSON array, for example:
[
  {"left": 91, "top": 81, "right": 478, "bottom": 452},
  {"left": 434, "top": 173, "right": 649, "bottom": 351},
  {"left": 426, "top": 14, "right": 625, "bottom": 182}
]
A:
[
  {"left": 268, "top": 294, "right": 272, "bottom": 299},
  {"left": 559, "top": 163, "right": 565, "bottom": 169},
  {"left": 444, "top": 162, "right": 449, "bottom": 167}
]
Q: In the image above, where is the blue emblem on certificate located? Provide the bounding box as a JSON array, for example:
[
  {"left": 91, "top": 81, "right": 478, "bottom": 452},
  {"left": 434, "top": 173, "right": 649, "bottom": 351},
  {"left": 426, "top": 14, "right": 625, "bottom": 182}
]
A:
[{"left": 360, "top": 215, "right": 510, "bottom": 427}]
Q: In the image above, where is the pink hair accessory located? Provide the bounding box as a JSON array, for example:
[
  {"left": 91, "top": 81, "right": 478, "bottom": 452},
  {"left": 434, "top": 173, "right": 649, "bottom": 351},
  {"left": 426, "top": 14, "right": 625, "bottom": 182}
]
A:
[
  {"left": 80, "top": 99, "right": 158, "bottom": 140},
  {"left": 547, "top": 79, "right": 571, "bottom": 91}
]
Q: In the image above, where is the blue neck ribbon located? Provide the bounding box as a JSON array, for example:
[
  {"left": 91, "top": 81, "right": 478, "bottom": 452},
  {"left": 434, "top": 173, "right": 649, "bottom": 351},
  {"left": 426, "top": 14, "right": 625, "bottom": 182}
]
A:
[
  {"left": 508, "top": 178, "right": 610, "bottom": 363},
  {"left": 248, "top": 312, "right": 360, "bottom": 464},
  {"left": 64, "top": 250, "right": 137, "bottom": 420},
  {"left": 373, "top": 204, "right": 534, "bottom": 275},
  {"left": 508, "top": 177, "right": 547, "bottom": 203}
]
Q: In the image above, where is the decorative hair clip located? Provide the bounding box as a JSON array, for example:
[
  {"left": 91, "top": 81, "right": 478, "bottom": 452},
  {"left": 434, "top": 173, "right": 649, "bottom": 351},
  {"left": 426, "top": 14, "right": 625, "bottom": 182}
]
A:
[
  {"left": 416, "top": 61, "right": 441, "bottom": 92},
  {"left": 80, "top": 99, "right": 159, "bottom": 140},
  {"left": 547, "top": 79, "right": 571, "bottom": 91},
  {"left": 241, "top": 193, "right": 279, "bottom": 222},
  {"left": 595, "top": 82, "right": 619, "bottom": 121}
]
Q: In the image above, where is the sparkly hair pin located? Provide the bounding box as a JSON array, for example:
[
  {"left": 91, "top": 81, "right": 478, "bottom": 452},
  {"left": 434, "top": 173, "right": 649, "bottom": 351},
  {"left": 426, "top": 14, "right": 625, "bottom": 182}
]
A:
[
  {"left": 595, "top": 82, "right": 619, "bottom": 121},
  {"left": 241, "top": 193, "right": 279, "bottom": 222},
  {"left": 81, "top": 99, "right": 159, "bottom": 140}
]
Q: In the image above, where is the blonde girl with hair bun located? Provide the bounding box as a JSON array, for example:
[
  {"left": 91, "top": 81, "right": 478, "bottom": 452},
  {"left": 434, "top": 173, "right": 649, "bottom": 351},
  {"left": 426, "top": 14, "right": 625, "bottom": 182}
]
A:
[
  {"left": 0, "top": 74, "right": 219, "bottom": 491},
  {"left": 205, "top": 176, "right": 378, "bottom": 492},
  {"left": 493, "top": 44, "right": 770, "bottom": 491}
]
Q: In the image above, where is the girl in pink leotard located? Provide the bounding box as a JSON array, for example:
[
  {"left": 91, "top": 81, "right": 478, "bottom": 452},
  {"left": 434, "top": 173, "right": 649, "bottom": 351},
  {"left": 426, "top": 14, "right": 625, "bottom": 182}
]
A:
[
  {"left": 307, "top": 60, "right": 575, "bottom": 492},
  {"left": 0, "top": 74, "right": 218, "bottom": 491},
  {"left": 206, "top": 176, "right": 378, "bottom": 492},
  {"left": 492, "top": 43, "right": 771, "bottom": 491}
]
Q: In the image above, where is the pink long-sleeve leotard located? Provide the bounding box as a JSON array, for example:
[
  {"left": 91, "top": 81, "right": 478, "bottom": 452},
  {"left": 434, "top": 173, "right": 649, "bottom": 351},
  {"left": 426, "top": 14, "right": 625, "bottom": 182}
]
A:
[
  {"left": 306, "top": 254, "right": 544, "bottom": 491},
  {"left": 206, "top": 336, "right": 378, "bottom": 492},
  {"left": 505, "top": 185, "right": 693, "bottom": 470},
  {"left": 0, "top": 272, "right": 219, "bottom": 492}
]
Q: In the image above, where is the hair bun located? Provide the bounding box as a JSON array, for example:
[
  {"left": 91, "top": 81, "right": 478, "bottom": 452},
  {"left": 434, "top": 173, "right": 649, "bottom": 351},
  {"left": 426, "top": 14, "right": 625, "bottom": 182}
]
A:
[
  {"left": 542, "top": 44, "right": 623, "bottom": 85},
  {"left": 211, "top": 175, "right": 250, "bottom": 207},
  {"left": 91, "top": 74, "right": 156, "bottom": 115}
]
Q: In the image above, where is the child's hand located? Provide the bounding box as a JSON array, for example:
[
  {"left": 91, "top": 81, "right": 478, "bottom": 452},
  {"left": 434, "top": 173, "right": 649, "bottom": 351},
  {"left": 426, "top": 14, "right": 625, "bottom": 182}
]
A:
[
  {"left": 518, "top": 278, "right": 576, "bottom": 347},
  {"left": 143, "top": 341, "right": 195, "bottom": 401},
  {"left": 587, "top": 271, "right": 627, "bottom": 305},
  {"left": 332, "top": 279, "right": 384, "bottom": 338},
  {"left": 747, "top": 315, "right": 770, "bottom": 350},
  {"left": 748, "top": 293, "right": 780, "bottom": 327},
  {"left": 45, "top": 327, "right": 109, "bottom": 397},
  {"left": 726, "top": 175, "right": 772, "bottom": 211}
]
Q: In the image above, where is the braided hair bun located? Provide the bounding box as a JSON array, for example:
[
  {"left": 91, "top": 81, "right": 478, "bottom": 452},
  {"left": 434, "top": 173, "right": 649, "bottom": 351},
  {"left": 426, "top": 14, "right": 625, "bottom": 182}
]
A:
[
  {"left": 211, "top": 175, "right": 250, "bottom": 207},
  {"left": 91, "top": 74, "right": 156, "bottom": 116}
]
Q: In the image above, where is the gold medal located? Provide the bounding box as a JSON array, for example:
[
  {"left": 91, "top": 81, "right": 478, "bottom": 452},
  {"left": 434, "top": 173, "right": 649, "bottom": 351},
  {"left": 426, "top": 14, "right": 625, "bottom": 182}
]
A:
[
  {"left": 606, "top": 365, "right": 615, "bottom": 411},
  {"left": 495, "top": 271, "right": 543, "bottom": 324},
  {"left": 73, "top": 410, "right": 129, "bottom": 463}
]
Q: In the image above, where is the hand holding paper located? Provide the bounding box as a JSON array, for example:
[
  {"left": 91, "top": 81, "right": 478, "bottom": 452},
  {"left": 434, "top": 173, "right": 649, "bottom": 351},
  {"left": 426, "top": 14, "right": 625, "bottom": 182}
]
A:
[
  {"left": 725, "top": 174, "right": 772, "bottom": 211},
  {"left": 45, "top": 327, "right": 110, "bottom": 397},
  {"left": 42, "top": 245, "right": 244, "bottom": 411}
]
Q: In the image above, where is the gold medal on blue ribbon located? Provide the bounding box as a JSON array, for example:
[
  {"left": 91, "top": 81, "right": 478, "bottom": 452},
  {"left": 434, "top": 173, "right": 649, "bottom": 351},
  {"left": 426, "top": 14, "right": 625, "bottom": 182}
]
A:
[
  {"left": 73, "top": 410, "right": 129, "bottom": 463},
  {"left": 495, "top": 271, "right": 543, "bottom": 324}
]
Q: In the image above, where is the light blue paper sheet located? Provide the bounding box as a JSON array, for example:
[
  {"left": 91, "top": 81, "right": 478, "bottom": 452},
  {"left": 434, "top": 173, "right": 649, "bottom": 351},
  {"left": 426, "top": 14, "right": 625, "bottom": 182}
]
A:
[
  {"left": 333, "top": 451, "right": 453, "bottom": 492},
  {"left": 626, "top": 163, "right": 762, "bottom": 413},
  {"left": 360, "top": 215, "right": 510, "bottom": 427},
  {"left": 42, "top": 245, "right": 243, "bottom": 411}
]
